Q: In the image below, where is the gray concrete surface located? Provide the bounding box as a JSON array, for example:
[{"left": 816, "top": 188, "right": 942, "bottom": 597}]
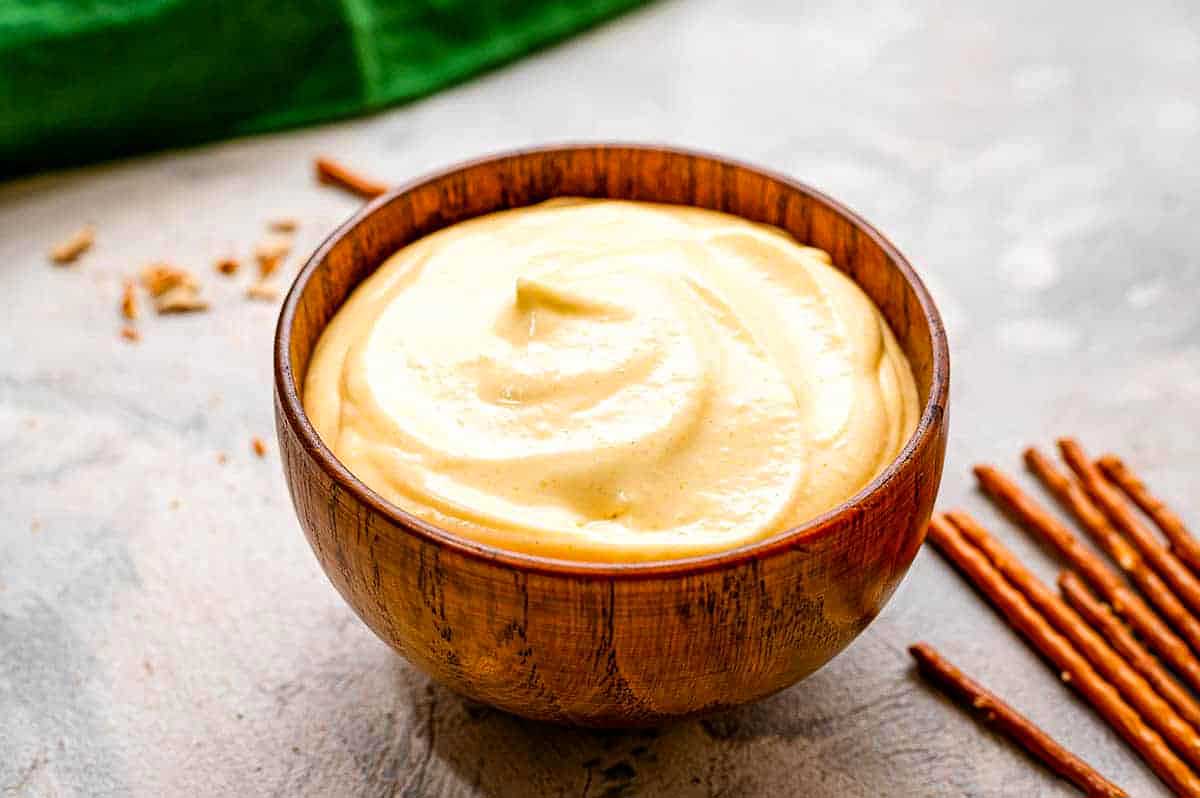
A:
[{"left": 2, "top": 0, "right": 1198, "bottom": 795}]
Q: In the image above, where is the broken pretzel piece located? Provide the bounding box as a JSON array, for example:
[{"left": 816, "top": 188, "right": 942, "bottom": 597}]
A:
[
  {"left": 50, "top": 225, "right": 95, "bottom": 264},
  {"left": 141, "top": 263, "right": 199, "bottom": 297},
  {"left": 246, "top": 280, "right": 279, "bottom": 302},
  {"left": 120, "top": 279, "right": 139, "bottom": 321},
  {"left": 255, "top": 234, "right": 291, "bottom": 277},
  {"left": 315, "top": 157, "right": 388, "bottom": 199},
  {"left": 154, "top": 285, "right": 209, "bottom": 314}
]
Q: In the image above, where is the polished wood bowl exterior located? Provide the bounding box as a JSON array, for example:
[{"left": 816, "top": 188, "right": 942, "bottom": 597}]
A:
[{"left": 274, "top": 145, "right": 949, "bottom": 726}]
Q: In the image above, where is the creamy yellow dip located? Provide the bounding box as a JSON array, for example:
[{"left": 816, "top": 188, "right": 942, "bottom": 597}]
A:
[{"left": 304, "top": 199, "right": 919, "bottom": 561}]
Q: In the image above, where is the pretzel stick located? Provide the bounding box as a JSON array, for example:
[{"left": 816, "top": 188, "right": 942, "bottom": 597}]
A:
[
  {"left": 947, "top": 511, "right": 1200, "bottom": 771},
  {"left": 1042, "top": 444, "right": 1200, "bottom": 663},
  {"left": 974, "top": 463, "right": 1124, "bottom": 593},
  {"left": 1061, "top": 438, "right": 1200, "bottom": 618},
  {"left": 1099, "top": 454, "right": 1200, "bottom": 575},
  {"left": 314, "top": 157, "right": 389, "bottom": 199},
  {"left": 976, "top": 461, "right": 1200, "bottom": 697},
  {"left": 926, "top": 514, "right": 1200, "bottom": 796},
  {"left": 1060, "top": 570, "right": 1200, "bottom": 730},
  {"left": 910, "top": 642, "right": 1126, "bottom": 798},
  {"left": 1023, "top": 449, "right": 1200, "bottom": 663}
]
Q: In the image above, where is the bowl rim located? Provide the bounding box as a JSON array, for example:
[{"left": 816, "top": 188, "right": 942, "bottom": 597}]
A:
[{"left": 275, "top": 143, "right": 949, "bottom": 579}]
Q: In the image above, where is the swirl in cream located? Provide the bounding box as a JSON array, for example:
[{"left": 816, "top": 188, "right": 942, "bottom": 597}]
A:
[{"left": 304, "top": 199, "right": 919, "bottom": 561}]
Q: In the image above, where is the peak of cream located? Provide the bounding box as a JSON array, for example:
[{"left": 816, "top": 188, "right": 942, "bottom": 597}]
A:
[{"left": 304, "top": 199, "right": 919, "bottom": 561}]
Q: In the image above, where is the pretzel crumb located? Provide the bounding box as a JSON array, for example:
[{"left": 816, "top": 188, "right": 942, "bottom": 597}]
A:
[
  {"left": 269, "top": 217, "right": 299, "bottom": 232},
  {"left": 215, "top": 257, "right": 240, "bottom": 276},
  {"left": 120, "top": 279, "right": 139, "bottom": 320},
  {"left": 251, "top": 437, "right": 267, "bottom": 457},
  {"left": 120, "top": 325, "right": 140, "bottom": 343},
  {"left": 217, "top": 452, "right": 228, "bottom": 465},
  {"left": 255, "top": 234, "right": 291, "bottom": 277},
  {"left": 50, "top": 225, "right": 95, "bottom": 264}
]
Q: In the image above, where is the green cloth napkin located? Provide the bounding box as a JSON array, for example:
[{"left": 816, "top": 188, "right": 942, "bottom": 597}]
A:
[{"left": 0, "top": 0, "right": 646, "bottom": 176}]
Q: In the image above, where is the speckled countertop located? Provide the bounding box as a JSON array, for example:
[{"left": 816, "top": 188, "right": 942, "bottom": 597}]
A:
[{"left": 2, "top": 0, "right": 1198, "bottom": 795}]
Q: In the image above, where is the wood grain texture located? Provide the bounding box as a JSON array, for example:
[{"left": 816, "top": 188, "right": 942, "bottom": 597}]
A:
[{"left": 273, "top": 145, "right": 950, "bottom": 726}]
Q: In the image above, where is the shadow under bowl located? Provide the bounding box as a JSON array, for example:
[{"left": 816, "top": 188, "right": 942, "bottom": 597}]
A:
[{"left": 274, "top": 144, "right": 949, "bottom": 727}]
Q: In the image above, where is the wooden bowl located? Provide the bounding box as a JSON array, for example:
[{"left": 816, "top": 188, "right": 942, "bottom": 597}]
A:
[{"left": 274, "top": 145, "right": 949, "bottom": 727}]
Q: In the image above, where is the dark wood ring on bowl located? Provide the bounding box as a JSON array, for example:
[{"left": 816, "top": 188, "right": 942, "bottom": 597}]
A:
[{"left": 274, "top": 144, "right": 949, "bottom": 726}]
